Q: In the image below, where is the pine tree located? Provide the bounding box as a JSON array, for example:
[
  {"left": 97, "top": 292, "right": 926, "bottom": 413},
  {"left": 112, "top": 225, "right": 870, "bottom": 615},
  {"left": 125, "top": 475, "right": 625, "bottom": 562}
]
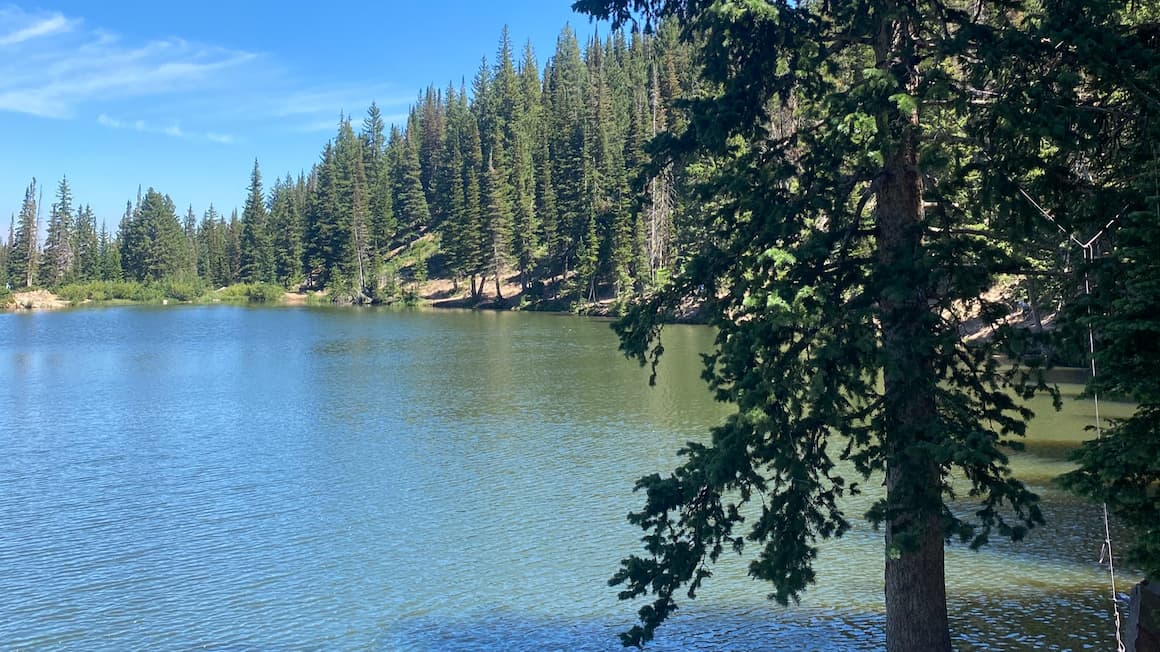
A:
[
  {"left": 304, "top": 143, "right": 341, "bottom": 288},
  {"left": 73, "top": 204, "right": 100, "bottom": 283},
  {"left": 393, "top": 116, "right": 431, "bottom": 242},
  {"left": 568, "top": 1, "right": 1152, "bottom": 649},
  {"left": 41, "top": 176, "right": 74, "bottom": 287},
  {"left": 182, "top": 205, "right": 199, "bottom": 281},
  {"left": 336, "top": 119, "right": 372, "bottom": 299},
  {"left": 585, "top": 35, "right": 633, "bottom": 298},
  {"left": 8, "top": 179, "right": 39, "bottom": 288},
  {"left": 118, "top": 200, "right": 137, "bottom": 280},
  {"left": 490, "top": 27, "right": 533, "bottom": 292},
  {"left": 434, "top": 85, "right": 469, "bottom": 286},
  {"left": 362, "top": 102, "right": 395, "bottom": 261},
  {"left": 239, "top": 159, "right": 275, "bottom": 284},
  {"left": 546, "top": 26, "right": 589, "bottom": 285},
  {"left": 472, "top": 56, "right": 495, "bottom": 165},
  {"left": 199, "top": 205, "right": 229, "bottom": 287},
  {"left": 1048, "top": 3, "right": 1160, "bottom": 582},
  {"left": 97, "top": 221, "right": 121, "bottom": 282},
  {"left": 269, "top": 175, "right": 305, "bottom": 288},
  {"left": 482, "top": 143, "right": 513, "bottom": 302},
  {"left": 506, "top": 37, "right": 542, "bottom": 292},
  {"left": 461, "top": 113, "right": 487, "bottom": 300},
  {"left": 0, "top": 216, "right": 11, "bottom": 290},
  {"left": 226, "top": 209, "right": 242, "bottom": 284},
  {"left": 418, "top": 87, "right": 446, "bottom": 204},
  {"left": 123, "top": 189, "right": 184, "bottom": 282}
]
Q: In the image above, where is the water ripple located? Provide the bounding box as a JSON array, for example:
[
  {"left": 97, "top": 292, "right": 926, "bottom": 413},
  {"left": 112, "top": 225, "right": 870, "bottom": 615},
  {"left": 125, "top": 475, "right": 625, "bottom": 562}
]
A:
[{"left": 0, "top": 306, "right": 1136, "bottom": 650}]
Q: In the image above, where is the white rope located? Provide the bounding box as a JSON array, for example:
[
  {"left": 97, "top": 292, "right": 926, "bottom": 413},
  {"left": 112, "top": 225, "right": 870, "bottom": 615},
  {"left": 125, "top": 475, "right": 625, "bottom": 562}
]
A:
[{"left": 1017, "top": 187, "right": 1126, "bottom": 652}]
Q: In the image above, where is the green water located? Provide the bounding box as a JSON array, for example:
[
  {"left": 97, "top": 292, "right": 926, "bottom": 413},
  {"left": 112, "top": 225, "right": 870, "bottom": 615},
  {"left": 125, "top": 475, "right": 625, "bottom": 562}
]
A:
[{"left": 0, "top": 305, "right": 1136, "bottom": 650}]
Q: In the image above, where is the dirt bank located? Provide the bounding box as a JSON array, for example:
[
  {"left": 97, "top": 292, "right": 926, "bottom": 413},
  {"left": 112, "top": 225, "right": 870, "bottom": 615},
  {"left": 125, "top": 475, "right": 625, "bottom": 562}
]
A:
[{"left": 3, "top": 290, "right": 69, "bottom": 312}]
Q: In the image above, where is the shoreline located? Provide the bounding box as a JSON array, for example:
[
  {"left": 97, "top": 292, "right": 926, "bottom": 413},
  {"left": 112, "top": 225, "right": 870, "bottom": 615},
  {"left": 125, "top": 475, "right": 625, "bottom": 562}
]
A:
[{"left": 2, "top": 275, "right": 706, "bottom": 322}]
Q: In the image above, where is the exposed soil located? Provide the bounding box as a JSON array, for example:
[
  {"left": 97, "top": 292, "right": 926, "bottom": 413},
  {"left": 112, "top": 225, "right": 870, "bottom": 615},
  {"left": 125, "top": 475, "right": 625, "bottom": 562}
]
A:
[
  {"left": 3, "top": 290, "right": 69, "bottom": 311},
  {"left": 420, "top": 273, "right": 527, "bottom": 309},
  {"left": 955, "top": 280, "right": 1056, "bottom": 343}
]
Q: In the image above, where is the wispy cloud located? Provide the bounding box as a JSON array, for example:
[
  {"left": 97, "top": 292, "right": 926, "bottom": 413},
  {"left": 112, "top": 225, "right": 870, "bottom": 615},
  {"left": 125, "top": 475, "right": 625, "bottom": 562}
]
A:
[
  {"left": 0, "top": 7, "right": 257, "bottom": 119},
  {"left": 97, "top": 112, "right": 233, "bottom": 145},
  {"left": 0, "top": 6, "right": 417, "bottom": 138},
  {"left": 0, "top": 9, "right": 74, "bottom": 46}
]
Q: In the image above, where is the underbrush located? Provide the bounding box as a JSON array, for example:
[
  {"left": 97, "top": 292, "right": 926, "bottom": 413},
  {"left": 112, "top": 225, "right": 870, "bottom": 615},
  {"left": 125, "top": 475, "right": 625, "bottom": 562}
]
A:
[
  {"left": 212, "top": 283, "right": 285, "bottom": 303},
  {"left": 56, "top": 280, "right": 168, "bottom": 303},
  {"left": 54, "top": 280, "right": 285, "bottom": 305}
]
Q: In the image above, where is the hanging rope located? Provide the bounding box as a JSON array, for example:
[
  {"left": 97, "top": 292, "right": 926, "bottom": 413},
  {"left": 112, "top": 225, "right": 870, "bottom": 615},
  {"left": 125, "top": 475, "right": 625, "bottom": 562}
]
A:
[{"left": 1017, "top": 187, "right": 1126, "bottom": 652}]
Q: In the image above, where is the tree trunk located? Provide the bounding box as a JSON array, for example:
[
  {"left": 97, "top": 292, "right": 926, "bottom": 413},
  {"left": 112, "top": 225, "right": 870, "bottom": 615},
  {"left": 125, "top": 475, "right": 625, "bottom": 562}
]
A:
[
  {"left": 874, "top": 6, "right": 952, "bottom": 652},
  {"left": 878, "top": 152, "right": 951, "bottom": 650},
  {"left": 878, "top": 162, "right": 953, "bottom": 652},
  {"left": 883, "top": 458, "right": 950, "bottom": 652}
]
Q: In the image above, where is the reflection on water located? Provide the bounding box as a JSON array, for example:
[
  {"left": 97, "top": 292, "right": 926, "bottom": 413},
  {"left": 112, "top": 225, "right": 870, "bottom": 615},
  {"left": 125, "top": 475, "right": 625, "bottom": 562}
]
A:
[{"left": 0, "top": 305, "right": 1137, "bottom": 650}]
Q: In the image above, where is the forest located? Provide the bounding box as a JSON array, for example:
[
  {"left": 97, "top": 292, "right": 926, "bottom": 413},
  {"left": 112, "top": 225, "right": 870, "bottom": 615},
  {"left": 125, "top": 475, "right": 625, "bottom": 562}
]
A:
[{"left": 1, "top": 23, "right": 700, "bottom": 309}]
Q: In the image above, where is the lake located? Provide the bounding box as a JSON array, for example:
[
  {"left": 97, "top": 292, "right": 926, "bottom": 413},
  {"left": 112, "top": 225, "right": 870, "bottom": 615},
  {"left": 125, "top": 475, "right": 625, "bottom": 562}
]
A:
[{"left": 0, "top": 305, "right": 1138, "bottom": 650}]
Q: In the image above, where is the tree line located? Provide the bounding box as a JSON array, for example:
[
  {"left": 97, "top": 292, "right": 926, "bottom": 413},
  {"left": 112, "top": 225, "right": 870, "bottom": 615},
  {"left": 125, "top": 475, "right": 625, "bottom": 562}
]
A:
[{"left": 2, "top": 23, "right": 702, "bottom": 306}]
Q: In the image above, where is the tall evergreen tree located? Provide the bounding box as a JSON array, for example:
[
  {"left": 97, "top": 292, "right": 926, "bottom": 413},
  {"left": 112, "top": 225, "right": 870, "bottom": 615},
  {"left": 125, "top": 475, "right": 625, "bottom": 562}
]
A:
[
  {"left": 1048, "top": 3, "right": 1160, "bottom": 583},
  {"left": 393, "top": 116, "right": 431, "bottom": 242},
  {"left": 73, "top": 204, "right": 100, "bottom": 283},
  {"left": 504, "top": 37, "right": 541, "bottom": 291},
  {"left": 546, "top": 26, "right": 590, "bottom": 284},
  {"left": 418, "top": 87, "right": 446, "bottom": 204},
  {"left": 0, "top": 216, "right": 12, "bottom": 290},
  {"left": 122, "top": 189, "right": 184, "bottom": 282},
  {"left": 362, "top": 102, "right": 395, "bottom": 260},
  {"left": 585, "top": 35, "right": 633, "bottom": 297},
  {"left": 199, "top": 205, "right": 230, "bottom": 288},
  {"left": 570, "top": 1, "right": 1153, "bottom": 649},
  {"left": 8, "top": 179, "right": 39, "bottom": 288},
  {"left": 336, "top": 118, "right": 373, "bottom": 299},
  {"left": 118, "top": 199, "right": 136, "bottom": 281},
  {"left": 239, "top": 159, "right": 275, "bottom": 284},
  {"left": 461, "top": 112, "right": 487, "bottom": 299},
  {"left": 482, "top": 143, "right": 514, "bottom": 301},
  {"left": 304, "top": 143, "right": 342, "bottom": 288},
  {"left": 226, "top": 209, "right": 242, "bottom": 284},
  {"left": 269, "top": 175, "right": 306, "bottom": 287},
  {"left": 434, "top": 85, "right": 470, "bottom": 286},
  {"left": 41, "top": 176, "right": 74, "bottom": 287},
  {"left": 97, "top": 221, "right": 121, "bottom": 282},
  {"left": 182, "top": 205, "right": 199, "bottom": 281}
]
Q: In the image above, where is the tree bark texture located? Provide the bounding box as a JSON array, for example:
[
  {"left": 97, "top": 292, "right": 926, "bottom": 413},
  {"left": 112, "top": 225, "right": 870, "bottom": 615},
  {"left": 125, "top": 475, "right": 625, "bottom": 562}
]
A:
[{"left": 874, "top": 6, "right": 953, "bottom": 652}]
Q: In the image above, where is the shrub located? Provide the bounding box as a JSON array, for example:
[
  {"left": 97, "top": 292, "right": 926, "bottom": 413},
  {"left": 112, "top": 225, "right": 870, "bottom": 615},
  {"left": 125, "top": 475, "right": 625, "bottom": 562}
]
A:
[
  {"left": 56, "top": 281, "right": 164, "bottom": 303},
  {"left": 160, "top": 279, "right": 205, "bottom": 302},
  {"left": 245, "top": 283, "right": 285, "bottom": 303},
  {"left": 214, "top": 283, "right": 285, "bottom": 304}
]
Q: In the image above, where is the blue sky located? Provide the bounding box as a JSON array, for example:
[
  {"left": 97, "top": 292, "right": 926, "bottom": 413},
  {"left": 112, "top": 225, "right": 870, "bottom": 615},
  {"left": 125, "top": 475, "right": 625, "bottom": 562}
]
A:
[{"left": 0, "top": 1, "right": 598, "bottom": 231}]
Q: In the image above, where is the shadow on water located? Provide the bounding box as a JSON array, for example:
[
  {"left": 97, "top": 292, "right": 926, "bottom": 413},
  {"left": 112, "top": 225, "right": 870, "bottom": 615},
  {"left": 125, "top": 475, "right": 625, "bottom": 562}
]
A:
[
  {"left": 377, "top": 608, "right": 887, "bottom": 651},
  {"left": 377, "top": 591, "right": 1118, "bottom": 652}
]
